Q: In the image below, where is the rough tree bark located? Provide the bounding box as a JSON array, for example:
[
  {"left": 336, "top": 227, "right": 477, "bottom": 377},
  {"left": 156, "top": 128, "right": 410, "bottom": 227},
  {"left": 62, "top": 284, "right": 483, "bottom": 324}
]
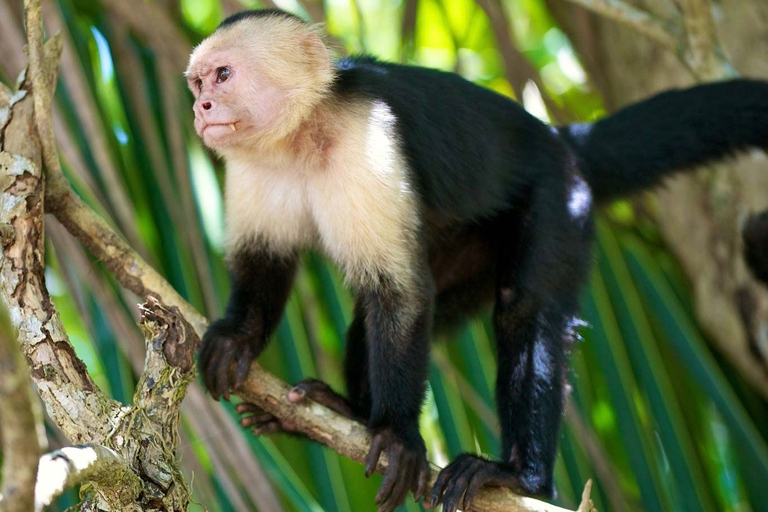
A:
[
  {"left": 550, "top": 0, "right": 768, "bottom": 398},
  {"left": 0, "top": 2, "right": 195, "bottom": 509}
]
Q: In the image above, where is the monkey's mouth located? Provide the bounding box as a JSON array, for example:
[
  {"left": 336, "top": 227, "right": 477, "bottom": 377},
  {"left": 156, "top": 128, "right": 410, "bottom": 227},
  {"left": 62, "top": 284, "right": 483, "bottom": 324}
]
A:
[{"left": 200, "top": 121, "right": 241, "bottom": 136}]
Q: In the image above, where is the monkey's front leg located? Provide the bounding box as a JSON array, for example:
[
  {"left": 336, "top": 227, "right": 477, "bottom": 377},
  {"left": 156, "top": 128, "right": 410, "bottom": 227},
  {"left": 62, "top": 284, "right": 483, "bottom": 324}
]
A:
[
  {"left": 199, "top": 246, "right": 298, "bottom": 400},
  {"left": 361, "top": 281, "right": 433, "bottom": 512}
]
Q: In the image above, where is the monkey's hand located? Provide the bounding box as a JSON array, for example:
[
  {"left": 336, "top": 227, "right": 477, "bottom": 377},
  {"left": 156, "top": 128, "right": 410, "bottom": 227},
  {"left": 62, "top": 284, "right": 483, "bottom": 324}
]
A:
[
  {"left": 428, "top": 454, "right": 528, "bottom": 512},
  {"left": 238, "top": 379, "right": 359, "bottom": 435},
  {"left": 199, "top": 317, "right": 263, "bottom": 400},
  {"left": 365, "top": 427, "right": 430, "bottom": 512}
]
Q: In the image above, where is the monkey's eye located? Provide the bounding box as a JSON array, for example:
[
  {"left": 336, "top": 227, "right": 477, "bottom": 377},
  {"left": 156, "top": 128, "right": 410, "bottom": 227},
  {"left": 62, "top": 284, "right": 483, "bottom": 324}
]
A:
[{"left": 216, "top": 67, "right": 231, "bottom": 84}]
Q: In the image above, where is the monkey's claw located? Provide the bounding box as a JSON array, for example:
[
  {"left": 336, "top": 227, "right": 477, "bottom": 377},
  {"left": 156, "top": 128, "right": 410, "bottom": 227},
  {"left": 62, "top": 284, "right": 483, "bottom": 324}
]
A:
[
  {"left": 199, "top": 317, "right": 260, "bottom": 400},
  {"left": 365, "top": 428, "right": 430, "bottom": 512},
  {"left": 427, "top": 454, "right": 521, "bottom": 512}
]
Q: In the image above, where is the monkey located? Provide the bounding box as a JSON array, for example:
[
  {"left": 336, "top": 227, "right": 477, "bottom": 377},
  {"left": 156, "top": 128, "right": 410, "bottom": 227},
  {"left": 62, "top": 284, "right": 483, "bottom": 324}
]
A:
[{"left": 185, "top": 9, "right": 768, "bottom": 512}]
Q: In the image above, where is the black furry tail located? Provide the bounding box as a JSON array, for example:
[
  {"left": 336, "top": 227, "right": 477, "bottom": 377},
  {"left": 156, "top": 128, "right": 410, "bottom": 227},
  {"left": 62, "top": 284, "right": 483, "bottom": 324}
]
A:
[{"left": 559, "top": 79, "right": 768, "bottom": 202}]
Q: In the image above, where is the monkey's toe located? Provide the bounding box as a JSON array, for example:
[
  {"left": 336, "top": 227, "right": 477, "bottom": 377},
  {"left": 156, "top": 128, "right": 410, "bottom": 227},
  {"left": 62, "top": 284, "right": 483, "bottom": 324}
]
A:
[
  {"left": 428, "top": 454, "right": 525, "bottom": 512},
  {"left": 288, "top": 379, "right": 358, "bottom": 419},
  {"left": 237, "top": 402, "right": 297, "bottom": 435},
  {"left": 236, "top": 378, "right": 357, "bottom": 437}
]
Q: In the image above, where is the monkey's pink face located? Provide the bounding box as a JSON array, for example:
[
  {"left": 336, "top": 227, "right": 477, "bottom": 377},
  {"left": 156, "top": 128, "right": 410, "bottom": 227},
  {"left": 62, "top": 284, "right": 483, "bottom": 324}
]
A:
[{"left": 186, "top": 52, "right": 283, "bottom": 149}]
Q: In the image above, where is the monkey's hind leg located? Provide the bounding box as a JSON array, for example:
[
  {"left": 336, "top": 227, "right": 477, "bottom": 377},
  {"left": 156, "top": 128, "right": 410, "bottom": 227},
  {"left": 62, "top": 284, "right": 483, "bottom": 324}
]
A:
[{"left": 430, "top": 167, "right": 593, "bottom": 511}]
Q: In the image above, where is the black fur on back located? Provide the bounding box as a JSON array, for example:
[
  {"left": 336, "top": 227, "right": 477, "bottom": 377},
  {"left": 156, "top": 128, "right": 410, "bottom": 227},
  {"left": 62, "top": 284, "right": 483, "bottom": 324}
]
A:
[
  {"left": 559, "top": 80, "right": 768, "bottom": 202},
  {"left": 332, "top": 56, "right": 564, "bottom": 221}
]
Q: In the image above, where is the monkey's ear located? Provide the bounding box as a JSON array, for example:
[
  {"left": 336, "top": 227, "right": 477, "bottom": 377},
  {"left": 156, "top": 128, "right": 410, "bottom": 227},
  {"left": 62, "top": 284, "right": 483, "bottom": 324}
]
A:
[{"left": 301, "top": 30, "right": 331, "bottom": 72}]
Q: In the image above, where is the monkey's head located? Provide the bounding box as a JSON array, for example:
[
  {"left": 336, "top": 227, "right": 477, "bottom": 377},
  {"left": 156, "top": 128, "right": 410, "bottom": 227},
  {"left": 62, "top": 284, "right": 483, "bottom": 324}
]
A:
[{"left": 185, "top": 10, "right": 334, "bottom": 151}]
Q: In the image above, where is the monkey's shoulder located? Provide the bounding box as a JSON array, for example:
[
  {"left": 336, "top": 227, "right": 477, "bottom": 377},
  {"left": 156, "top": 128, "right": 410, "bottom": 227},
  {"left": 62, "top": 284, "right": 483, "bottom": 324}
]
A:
[{"left": 331, "top": 55, "right": 553, "bottom": 220}]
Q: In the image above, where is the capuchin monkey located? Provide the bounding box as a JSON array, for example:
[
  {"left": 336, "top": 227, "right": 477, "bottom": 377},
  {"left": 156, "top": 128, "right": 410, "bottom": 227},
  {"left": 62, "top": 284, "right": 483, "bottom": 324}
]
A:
[{"left": 186, "top": 9, "right": 768, "bottom": 512}]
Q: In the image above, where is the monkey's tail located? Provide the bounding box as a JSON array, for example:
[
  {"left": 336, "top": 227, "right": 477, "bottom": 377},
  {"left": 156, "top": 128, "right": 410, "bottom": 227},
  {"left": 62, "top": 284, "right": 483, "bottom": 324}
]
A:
[
  {"left": 558, "top": 79, "right": 768, "bottom": 203},
  {"left": 559, "top": 78, "right": 768, "bottom": 284}
]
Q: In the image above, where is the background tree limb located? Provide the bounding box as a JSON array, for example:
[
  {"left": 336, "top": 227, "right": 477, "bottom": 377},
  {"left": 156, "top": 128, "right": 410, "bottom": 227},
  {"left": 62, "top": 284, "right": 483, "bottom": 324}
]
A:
[{"left": 552, "top": 0, "right": 768, "bottom": 401}]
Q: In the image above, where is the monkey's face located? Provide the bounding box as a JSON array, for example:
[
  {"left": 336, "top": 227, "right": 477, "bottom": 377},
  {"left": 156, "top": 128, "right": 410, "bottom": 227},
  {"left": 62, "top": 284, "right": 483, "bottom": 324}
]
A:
[
  {"left": 186, "top": 50, "right": 285, "bottom": 149},
  {"left": 186, "top": 18, "right": 334, "bottom": 152}
]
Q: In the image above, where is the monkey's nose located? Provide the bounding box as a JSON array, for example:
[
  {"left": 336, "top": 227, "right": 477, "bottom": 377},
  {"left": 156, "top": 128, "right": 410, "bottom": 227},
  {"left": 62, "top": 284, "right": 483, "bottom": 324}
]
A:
[{"left": 202, "top": 101, "right": 212, "bottom": 110}]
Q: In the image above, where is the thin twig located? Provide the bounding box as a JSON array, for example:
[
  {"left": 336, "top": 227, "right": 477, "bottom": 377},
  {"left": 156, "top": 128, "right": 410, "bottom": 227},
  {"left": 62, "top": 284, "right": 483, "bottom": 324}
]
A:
[{"left": 24, "top": 0, "right": 61, "bottom": 186}]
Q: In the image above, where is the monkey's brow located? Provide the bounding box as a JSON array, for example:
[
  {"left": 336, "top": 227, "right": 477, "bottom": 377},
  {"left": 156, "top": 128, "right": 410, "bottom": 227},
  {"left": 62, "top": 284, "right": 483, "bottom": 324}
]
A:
[{"left": 185, "top": 66, "right": 217, "bottom": 80}]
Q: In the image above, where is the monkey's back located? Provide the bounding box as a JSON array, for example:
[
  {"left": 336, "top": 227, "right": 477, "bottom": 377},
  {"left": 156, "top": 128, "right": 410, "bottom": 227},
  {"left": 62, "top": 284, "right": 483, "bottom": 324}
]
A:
[{"left": 333, "top": 56, "right": 568, "bottom": 222}]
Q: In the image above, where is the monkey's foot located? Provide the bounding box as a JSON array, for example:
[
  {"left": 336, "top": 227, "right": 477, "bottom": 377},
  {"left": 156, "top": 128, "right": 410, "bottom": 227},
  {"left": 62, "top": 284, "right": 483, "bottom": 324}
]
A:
[
  {"left": 428, "top": 454, "right": 527, "bottom": 512},
  {"left": 365, "top": 428, "right": 430, "bottom": 512},
  {"left": 238, "top": 378, "right": 357, "bottom": 435}
]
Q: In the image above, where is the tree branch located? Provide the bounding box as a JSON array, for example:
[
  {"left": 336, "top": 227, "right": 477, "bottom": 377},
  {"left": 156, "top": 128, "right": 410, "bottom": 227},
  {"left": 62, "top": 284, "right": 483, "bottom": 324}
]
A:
[
  {"left": 558, "top": 0, "right": 680, "bottom": 52},
  {"left": 238, "top": 364, "right": 590, "bottom": 512},
  {"left": 678, "top": 0, "right": 735, "bottom": 79},
  {"left": 0, "top": 49, "right": 122, "bottom": 446}
]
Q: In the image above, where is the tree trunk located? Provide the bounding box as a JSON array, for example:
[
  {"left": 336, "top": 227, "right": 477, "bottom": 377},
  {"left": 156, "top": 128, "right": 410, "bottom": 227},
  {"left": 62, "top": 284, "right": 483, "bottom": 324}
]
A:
[{"left": 548, "top": 0, "right": 768, "bottom": 398}]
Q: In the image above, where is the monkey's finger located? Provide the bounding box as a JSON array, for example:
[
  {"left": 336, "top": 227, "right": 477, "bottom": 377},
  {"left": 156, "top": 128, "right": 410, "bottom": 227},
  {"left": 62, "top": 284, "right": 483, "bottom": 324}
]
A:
[
  {"left": 215, "top": 351, "right": 237, "bottom": 401},
  {"left": 428, "top": 463, "right": 458, "bottom": 509},
  {"left": 375, "top": 462, "right": 400, "bottom": 506},
  {"left": 462, "top": 470, "right": 491, "bottom": 511},
  {"left": 288, "top": 386, "right": 308, "bottom": 402},
  {"left": 365, "top": 435, "right": 385, "bottom": 478},
  {"left": 220, "top": 368, "right": 233, "bottom": 402},
  {"left": 203, "top": 347, "right": 226, "bottom": 400},
  {"left": 234, "top": 348, "right": 254, "bottom": 389},
  {"left": 382, "top": 460, "right": 414, "bottom": 512},
  {"left": 377, "top": 462, "right": 411, "bottom": 512},
  {"left": 251, "top": 420, "right": 284, "bottom": 436},
  {"left": 414, "top": 461, "right": 430, "bottom": 502},
  {"left": 235, "top": 402, "right": 264, "bottom": 415},
  {"left": 441, "top": 471, "right": 472, "bottom": 512},
  {"left": 240, "top": 412, "right": 275, "bottom": 429}
]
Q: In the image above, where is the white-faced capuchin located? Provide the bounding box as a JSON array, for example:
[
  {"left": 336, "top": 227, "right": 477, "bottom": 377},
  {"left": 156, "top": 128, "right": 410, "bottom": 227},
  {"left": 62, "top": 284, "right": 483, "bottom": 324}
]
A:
[{"left": 186, "top": 9, "right": 768, "bottom": 512}]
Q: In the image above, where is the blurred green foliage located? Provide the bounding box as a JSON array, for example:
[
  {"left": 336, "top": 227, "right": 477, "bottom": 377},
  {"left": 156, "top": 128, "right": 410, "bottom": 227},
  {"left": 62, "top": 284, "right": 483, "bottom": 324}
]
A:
[{"left": 1, "top": 0, "right": 766, "bottom": 510}]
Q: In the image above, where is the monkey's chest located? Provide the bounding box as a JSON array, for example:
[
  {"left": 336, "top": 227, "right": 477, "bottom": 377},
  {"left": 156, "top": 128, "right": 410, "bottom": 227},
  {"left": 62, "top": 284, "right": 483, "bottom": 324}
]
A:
[{"left": 225, "top": 161, "right": 418, "bottom": 286}]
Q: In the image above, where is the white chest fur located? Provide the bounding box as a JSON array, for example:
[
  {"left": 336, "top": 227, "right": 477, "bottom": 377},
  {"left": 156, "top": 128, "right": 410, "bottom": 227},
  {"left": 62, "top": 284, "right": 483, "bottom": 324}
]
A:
[{"left": 224, "top": 101, "right": 419, "bottom": 289}]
